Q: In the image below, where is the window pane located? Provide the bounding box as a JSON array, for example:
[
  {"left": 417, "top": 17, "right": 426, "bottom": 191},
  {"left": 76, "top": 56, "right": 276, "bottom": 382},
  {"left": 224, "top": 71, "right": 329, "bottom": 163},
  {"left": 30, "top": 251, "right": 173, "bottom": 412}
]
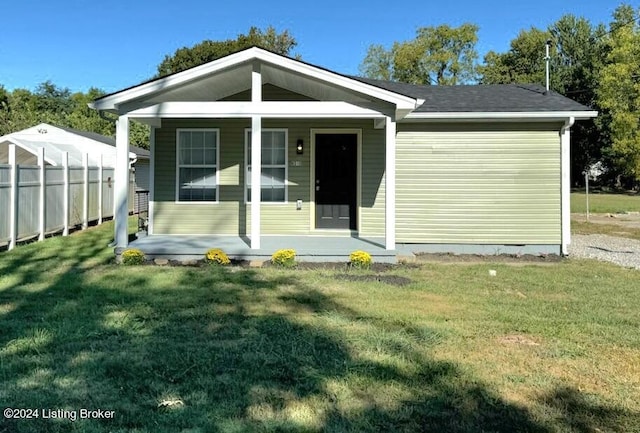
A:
[
  {"left": 179, "top": 168, "right": 217, "bottom": 201},
  {"left": 263, "top": 167, "right": 285, "bottom": 187}
]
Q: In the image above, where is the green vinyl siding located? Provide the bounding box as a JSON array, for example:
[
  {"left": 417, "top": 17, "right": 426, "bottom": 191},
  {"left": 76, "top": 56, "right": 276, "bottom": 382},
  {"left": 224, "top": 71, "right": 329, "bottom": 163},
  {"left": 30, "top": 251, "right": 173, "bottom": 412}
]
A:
[
  {"left": 359, "top": 127, "right": 385, "bottom": 237},
  {"left": 396, "top": 123, "right": 562, "bottom": 244},
  {"left": 152, "top": 119, "right": 384, "bottom": 235},
  {"left": 222, "top": 84, "right": 316, "bottom": 102}
]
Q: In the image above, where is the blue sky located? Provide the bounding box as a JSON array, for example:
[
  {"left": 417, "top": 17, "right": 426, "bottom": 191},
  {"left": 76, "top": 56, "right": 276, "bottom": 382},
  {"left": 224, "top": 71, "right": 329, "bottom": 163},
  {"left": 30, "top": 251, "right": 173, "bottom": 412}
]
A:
[{"left": 0, "top": 0, "right": 634, "bottom": 93}]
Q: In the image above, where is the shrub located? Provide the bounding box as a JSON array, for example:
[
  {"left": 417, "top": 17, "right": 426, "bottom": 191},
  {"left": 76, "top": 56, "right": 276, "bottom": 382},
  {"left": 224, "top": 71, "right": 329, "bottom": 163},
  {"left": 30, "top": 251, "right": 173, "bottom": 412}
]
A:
[
  {"left": 349, "top": 250, "right": 372, "bottom": 269},
  {"left": 271, "top": 249, "right": 296, "bottom": 267},
  {"left": 205, "top": 248, "right": 231, "bottom": 266},
  {"left": 121, "top": 248, "right": 145, "bottom": 265}
]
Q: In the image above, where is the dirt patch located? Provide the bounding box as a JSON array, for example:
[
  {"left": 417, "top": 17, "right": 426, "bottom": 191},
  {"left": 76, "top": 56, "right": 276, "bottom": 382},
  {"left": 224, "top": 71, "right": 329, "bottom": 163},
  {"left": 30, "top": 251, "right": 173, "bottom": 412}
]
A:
[
  {"left": 572, "top": 212, "right": 640, "bottom": 229},
  {"left": 334, "top": 273, "right": 413, "bottom": 286},
  {"left": 415, "top": 253, "right": 563, "bottom": 265},
  {"left": 499, "top": 335, "right": 540, "bottom": 346}
]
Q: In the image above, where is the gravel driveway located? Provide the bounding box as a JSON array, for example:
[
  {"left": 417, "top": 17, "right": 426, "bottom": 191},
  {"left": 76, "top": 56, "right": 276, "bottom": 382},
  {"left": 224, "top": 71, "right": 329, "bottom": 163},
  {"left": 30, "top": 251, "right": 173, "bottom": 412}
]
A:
[{"left": 570, "top": 234, "right": 640, "bottom": 269}]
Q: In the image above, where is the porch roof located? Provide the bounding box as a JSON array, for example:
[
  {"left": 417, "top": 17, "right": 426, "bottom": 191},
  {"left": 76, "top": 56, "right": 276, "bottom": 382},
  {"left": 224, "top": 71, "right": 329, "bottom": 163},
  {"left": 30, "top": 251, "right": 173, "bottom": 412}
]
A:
[{"left": 89, "top": 47, "right": 421, "bottom": 121}]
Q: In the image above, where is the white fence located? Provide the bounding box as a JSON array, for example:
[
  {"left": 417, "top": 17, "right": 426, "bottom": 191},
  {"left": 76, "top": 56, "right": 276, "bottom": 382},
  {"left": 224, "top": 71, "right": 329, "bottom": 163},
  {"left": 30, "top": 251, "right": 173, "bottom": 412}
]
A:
[{"left": 0, "top": 144, "right": 134, "bottom": 250}]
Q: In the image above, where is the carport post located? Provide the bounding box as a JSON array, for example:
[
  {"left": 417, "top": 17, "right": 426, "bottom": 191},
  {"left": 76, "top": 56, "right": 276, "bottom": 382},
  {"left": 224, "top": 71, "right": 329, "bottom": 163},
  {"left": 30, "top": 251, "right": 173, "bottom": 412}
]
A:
[
  {"left": 38, "top": 147, "right": 46, "bottom": 241},
  {"left": 8, "top": 144, "right": 17, "bottom": 250}
]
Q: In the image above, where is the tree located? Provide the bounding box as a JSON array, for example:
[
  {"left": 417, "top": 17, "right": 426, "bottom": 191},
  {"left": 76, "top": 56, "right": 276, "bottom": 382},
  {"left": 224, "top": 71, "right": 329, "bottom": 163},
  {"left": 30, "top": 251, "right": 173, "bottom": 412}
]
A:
[
  {"left": 597, "top": 4, "right": 640, "bottom": 182},
  {"left": 359, "top": 23, "right": 480, "bottom": 85},
  {"left": 479, "top": 27, "right": 551, "bottom": 85},
  {"left": 157, "top": 26, "right": 297, "bottom": 77},
  {"left": 480, "top": 16, "right": 609, "bottom": 186}
]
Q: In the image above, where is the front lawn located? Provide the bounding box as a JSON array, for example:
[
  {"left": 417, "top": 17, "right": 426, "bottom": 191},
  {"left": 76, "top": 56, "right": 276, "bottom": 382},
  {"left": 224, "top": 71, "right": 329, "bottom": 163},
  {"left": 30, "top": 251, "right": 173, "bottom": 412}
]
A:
[
  {"left": 571, "top": 191, "right": 640, "bottom": 214},
  {"left": 1, "top": 222, "right": 639, "bottom": 432}
]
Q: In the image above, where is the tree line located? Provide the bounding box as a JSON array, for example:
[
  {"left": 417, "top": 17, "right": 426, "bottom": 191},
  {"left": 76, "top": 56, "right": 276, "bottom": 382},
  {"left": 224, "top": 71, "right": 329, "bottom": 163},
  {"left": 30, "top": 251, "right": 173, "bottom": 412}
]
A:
[{"left": 1, "top": 6, "right": 638, "bottom": 186}]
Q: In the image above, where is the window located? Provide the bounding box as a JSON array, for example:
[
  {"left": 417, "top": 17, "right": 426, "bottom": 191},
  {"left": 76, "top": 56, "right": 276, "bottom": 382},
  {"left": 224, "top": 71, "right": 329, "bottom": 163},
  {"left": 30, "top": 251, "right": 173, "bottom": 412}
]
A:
[
  {"left": 245, "top": 129, "right": 287, "bottom": 203},
  {"left": 176, "top": 129, "right": 218, "bottom": 202}
]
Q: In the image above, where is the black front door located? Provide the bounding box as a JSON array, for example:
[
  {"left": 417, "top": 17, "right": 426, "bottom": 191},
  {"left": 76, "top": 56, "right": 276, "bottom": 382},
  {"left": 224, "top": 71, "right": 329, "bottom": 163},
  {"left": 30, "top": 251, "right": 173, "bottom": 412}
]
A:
[{"left": 315, "top": 134, "right": 357, "bottom": 229}]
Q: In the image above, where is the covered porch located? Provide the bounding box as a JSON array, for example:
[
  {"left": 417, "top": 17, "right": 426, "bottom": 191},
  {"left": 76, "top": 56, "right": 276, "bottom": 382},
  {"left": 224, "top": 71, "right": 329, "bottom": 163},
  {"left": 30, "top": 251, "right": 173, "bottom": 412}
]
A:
[
  {"left": 90, "top": 48, "right": 423, "bottom": 260},
  {"left": 127, "top": 234, "right": 397, "bottom": 263}
]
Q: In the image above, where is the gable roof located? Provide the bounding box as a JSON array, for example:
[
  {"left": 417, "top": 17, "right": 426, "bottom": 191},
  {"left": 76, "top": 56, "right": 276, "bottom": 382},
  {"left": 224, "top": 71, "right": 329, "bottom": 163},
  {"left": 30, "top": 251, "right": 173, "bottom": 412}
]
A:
[
  {"left": 90, "top": 46, "right": 595, "bottom": 121},
  {"left": 90, "top": 47, "right": 422, "bottom": 117}
]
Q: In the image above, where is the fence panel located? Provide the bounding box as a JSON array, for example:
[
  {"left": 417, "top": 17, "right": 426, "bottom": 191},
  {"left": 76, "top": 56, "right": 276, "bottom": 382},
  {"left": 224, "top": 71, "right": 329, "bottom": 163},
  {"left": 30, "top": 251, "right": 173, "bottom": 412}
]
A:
[
  {"left": 17, "top": 166, "right": 40, "bottom": 239},
  {"left": 69, "top": 167, "right": 84, "bottom": 227},
  {"left": 45, "top": 166, "right": 65, "bottom": 233},
  {"left": 0, "top": 166, "right": 10, "bottom": 243},
  {"left": 102, "top": 168, "right": 115, "bottom": 218},
  {"left": 2, "top": 158, "right": 125, "bottom": 249},
  {"left": 88, "top": 167, "right": 100, "bottom": 221}
]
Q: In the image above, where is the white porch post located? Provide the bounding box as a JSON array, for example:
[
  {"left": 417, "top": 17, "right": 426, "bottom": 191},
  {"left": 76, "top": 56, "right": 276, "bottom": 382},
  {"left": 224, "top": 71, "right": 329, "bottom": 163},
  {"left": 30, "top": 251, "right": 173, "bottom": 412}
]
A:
[
  {"left": 250, "top": 62, "right": 262, "bottom": 249},
  {"left": 561, "top": 117, "right": 574, "bottom": 256},
  {"left": 385, "top": 116, "right": 396, "bottom": 250},
  {"left": 148, "top": 126, "right": 156, "bottom": 235},
  {"left": 115, "top": 115, "right": 130, "bottom": 249}
]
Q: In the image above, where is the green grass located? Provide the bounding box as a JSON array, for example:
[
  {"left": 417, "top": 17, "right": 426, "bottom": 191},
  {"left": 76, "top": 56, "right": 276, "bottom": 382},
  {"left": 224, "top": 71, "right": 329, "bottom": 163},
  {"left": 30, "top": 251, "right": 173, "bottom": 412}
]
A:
[
  {"left": 571, "top": 191, "right": 640, "bottom": 214},
  {"left": 1, "top": 222, "right": 639, "bottom": 432}
]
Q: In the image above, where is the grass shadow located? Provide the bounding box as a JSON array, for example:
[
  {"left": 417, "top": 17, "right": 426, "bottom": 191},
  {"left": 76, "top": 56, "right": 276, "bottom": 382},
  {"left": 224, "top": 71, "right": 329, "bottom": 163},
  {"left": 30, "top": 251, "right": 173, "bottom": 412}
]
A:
[{"left": 1, "top": 225, "right": 638, "bottom": 432}]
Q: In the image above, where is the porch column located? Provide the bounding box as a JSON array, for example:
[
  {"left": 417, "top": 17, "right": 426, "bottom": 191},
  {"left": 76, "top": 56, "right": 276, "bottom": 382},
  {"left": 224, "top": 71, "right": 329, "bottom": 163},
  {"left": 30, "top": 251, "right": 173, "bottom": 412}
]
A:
[
  {"left": 385, "top": 116, "right": 396, "bottom": 250},
  {"left": 115, "top": 115, "right": 130, "bottom": 249},
  {"left": 251, "top": 116, "right": 262, "bottom": 249},
  {"left": 250, "top": 61, "right": 262, "bottom": 249},
  {"left": 561, "top": 117, "right": 574, "bottom": 256},
  {"left": 148, "top": 126, "right": 155, "bottom": 235}
]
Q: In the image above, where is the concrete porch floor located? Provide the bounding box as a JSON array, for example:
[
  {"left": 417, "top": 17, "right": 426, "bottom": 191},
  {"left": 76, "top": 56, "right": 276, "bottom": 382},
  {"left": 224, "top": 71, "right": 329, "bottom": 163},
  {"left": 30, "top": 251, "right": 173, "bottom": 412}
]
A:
[{"left": 126, "top": 234, "right": 398, "bottom": 263}]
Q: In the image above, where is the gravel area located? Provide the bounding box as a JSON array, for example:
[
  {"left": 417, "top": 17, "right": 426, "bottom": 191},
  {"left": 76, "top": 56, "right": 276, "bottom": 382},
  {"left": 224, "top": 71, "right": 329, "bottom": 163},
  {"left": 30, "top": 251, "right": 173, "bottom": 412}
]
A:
[{"left": 570, "top": 234, "right": 640, "bottom": 270}]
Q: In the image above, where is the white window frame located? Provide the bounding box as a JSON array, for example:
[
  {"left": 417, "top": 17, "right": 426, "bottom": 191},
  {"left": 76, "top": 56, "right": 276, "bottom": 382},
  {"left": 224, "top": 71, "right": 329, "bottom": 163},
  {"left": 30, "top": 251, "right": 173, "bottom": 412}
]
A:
[
  {"left": 175, "top": 128, "right": 220, "bottom": 204},
  {"left": 244, "top": 128, "right": 288, "bottom": 204}
]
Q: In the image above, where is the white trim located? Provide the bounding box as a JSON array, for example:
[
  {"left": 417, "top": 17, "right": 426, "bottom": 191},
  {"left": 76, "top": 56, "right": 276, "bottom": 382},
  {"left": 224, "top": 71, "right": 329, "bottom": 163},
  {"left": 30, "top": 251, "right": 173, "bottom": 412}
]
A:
[
  {"left": 252, "top": 61, "right": 262, "bottom": 102},
  {"left": 127, "top": 101, "right": 388, "bottom": 119},
  {"left": 148, "top": 126, "right": 155, "bottom": 235},
  {"left": 174, "top": 128, "right": 220, "bottom": 204},
  {"left": 561, "top": 117, "right": 574, "bottom": 256},
  {"left": 309, "top": 129, "right": 362, "bottom": 232},
  {"left": 89, "top": 47, "right": 418, "bottom": 113},
  {"left": 244, "top": 128, "right": 289, "bottom": 204},
  {"left": 403, "top": 110, "right": 598, "bottom": 122},
  {"left": 385, "top": 116, "right": 396, "bottom": 250}
]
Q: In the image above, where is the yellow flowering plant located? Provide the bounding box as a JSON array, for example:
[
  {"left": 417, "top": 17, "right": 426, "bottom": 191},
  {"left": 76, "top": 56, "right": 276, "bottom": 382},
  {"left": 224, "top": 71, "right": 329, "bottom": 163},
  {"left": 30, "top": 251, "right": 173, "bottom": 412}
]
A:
[
  {"left": 349, "top": 250, "right": 372, "bottom": 269},
  {"left": 205, "top": 248, "right": 231, "bottom": 266},
  {"left": 121, "top": 248, "right": 146, "bottom": 265},
  {"left": 271, "top": 249, "right": 296, "bottom": 267}
]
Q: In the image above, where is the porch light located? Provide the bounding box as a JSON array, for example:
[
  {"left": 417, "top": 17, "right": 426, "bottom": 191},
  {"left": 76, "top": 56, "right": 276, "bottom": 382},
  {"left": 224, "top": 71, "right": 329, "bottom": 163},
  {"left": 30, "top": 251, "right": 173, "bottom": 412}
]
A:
[{"left": 296, "top": 139, "right": 304, "bottom": 154}]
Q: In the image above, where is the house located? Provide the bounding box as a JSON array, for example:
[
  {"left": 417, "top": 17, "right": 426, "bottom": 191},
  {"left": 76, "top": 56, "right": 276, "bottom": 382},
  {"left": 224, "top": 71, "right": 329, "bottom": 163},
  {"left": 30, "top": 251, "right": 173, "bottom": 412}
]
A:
[{"left": 89, "top": 47, "right": 596, "bottom": 262}]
